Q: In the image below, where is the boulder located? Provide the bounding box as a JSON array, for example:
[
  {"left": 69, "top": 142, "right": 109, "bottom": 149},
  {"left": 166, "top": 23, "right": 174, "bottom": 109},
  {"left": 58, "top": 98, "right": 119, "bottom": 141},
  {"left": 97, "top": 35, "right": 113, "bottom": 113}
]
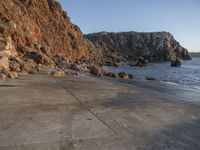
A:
[
  {"left": 135, "top": 57, "right": 149, "bottom": 67},
  {"left": 0, "top": 56, "right": 10, "bottom": 73},
  {"left": 69, "top": 62, "right": 90, "bottom": 73},
  {"left": 26, "top": 52, "right": 55, "bottom": 66},
  {"left": 8, "top": 71, "right": 18, "bottom": 79},
  {"left": 9, "top": 61, "right": 21, "bottom": 72},
  {"left": 0, "top": 73, "right": 7, "bottom": 80},
  {"left": 36, "top": 64, "right": 56, "bottom": 75},
  {"left": 171, "top": 59, "right": 181, "bottom": 67},
  {"left": 50, "top": 71, "right": 65, "bottom": 77},
  {"left": 90, "top": 65, "right": 106, "bottom": 77},
  {"left": 22, "top": 59, "right": 37, "bottom": 74},
  {"left": 0, "top": 37, "right": 17, "bottom": 57},
  {"left": 118, "top": 72, "right": 129, "bottom": 79}
]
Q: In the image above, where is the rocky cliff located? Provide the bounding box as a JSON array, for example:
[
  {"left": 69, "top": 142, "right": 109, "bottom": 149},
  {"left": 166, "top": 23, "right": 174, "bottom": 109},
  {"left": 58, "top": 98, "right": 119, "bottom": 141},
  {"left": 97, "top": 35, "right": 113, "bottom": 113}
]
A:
[
  {"left": 0, "top": 0, "right": 99, "bottom": 59},
  {"left": 0, "top": 0, "right": 102, "bottom": 79},
  {"left": 85, "top": 32, "right": 191, "bottom": 62}
]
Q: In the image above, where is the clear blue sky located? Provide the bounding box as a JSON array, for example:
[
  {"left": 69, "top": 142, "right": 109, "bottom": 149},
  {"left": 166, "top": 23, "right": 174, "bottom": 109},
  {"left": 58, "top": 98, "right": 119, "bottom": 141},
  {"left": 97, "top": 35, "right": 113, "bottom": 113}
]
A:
[{"left": 57, "top": 0, "right": 200, "bottom": 52}]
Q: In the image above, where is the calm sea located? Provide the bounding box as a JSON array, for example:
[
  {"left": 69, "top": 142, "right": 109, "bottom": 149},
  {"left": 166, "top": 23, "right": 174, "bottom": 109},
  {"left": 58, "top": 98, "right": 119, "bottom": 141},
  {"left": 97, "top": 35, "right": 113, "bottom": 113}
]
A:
[{"left": 104, "top": 57, "right": 200, "bottom": 90}]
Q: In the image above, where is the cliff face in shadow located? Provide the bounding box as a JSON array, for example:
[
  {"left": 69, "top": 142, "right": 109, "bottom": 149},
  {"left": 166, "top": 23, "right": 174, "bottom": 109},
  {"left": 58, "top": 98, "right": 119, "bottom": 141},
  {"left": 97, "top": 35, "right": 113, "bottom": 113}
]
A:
[
  {"left": 85, "top": 32, "right": 192, "bottom": 62},
  {"left": 0, "top": 0, "right": 100, "bottom": 59}
]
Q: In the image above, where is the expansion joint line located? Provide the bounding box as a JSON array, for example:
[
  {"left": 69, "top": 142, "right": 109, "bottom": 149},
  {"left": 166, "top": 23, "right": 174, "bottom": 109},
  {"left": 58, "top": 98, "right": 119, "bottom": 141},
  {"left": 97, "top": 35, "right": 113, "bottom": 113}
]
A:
[{"left": 63, "top": 86, "right": 119, "bottom": 136}]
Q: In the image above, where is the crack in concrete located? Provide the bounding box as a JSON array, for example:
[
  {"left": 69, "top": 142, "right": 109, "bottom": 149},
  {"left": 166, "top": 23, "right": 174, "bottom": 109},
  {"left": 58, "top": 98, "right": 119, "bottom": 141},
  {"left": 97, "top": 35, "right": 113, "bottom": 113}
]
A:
[{"left": 63, "top": 86, "right": 119, "bottom": 136}]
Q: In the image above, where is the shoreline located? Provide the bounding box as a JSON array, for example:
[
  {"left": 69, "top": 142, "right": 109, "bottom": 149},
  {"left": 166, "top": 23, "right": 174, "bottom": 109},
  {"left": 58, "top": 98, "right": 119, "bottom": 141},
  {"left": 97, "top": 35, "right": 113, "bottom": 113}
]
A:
[
  {"left": 101, "top": 76, "right": 200, "bottom": 104},
  {"left": 103, "top": 57, "right": 200, "bottom": 92}
]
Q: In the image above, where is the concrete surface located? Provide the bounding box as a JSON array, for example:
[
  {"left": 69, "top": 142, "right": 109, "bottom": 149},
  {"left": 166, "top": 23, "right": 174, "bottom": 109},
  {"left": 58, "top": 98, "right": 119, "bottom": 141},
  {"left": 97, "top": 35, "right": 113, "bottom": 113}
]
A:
[{"left": 0, "top": 75, "right": 199, "bottom": 150}]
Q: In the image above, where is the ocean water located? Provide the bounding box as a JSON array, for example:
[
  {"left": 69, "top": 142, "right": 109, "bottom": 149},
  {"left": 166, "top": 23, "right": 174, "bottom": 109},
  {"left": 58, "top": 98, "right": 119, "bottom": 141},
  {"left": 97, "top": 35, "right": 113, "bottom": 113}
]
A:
[{"left": 104, "top": 57, "right": 200, "bottom": 90}]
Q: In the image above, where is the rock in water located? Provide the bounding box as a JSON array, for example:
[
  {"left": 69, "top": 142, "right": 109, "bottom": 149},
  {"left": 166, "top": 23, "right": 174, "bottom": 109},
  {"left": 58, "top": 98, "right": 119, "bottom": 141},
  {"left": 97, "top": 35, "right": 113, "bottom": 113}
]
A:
[
  {"left": 135, "top": 57, "right": 149, "bottom": 67},
  {"left": 171, "top": 59, "right": 181, "bottom": 67},
  {"left": 118, "top": 72, "right": 129, "bottom": 79},
  {"left": 146, "top": 77, "right": 158, "bottom": 81}
]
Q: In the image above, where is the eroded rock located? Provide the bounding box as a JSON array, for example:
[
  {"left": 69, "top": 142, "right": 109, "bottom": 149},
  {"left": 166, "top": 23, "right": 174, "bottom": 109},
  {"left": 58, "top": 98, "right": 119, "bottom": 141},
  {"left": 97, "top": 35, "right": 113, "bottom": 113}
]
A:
[{"left": 22, "top": 59, "right": 37, "bottom": 74}]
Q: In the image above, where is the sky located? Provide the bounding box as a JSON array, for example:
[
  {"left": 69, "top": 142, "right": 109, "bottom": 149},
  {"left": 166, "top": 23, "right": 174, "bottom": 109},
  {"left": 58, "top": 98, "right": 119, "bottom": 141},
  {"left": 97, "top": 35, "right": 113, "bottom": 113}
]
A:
[{"left": 57, "top": 0, "right": 200, "bottom": 52}]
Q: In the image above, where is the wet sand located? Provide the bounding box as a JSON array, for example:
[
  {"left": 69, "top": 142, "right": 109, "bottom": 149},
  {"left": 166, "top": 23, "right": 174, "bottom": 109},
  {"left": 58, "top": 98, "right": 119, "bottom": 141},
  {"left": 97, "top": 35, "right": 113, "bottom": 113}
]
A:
[{"left": 0, "top": 75, "right": 199, "bottom": 150}]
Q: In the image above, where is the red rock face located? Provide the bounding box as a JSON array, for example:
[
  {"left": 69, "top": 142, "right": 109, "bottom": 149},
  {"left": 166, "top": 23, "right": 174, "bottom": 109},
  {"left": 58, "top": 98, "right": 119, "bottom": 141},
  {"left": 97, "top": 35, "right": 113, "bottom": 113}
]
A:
[{"left": 0, "top": 0, "right": 99, "bottom": 59}]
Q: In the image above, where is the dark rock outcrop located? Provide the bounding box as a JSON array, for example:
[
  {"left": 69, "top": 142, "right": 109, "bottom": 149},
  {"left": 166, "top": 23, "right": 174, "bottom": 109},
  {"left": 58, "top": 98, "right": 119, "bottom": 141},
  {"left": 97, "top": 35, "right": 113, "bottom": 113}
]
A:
[
  {"left": 85, "top": 32, "right": 192, "bottom": 62},
  {"left": 171, "top": 59, "right": 181, "bottom": 67},
  {"left": 146, "top": 77, "right": 159, "bottom": 81},
  {"left": 135, "top": 57, "right": 149, "bottom": 67}
]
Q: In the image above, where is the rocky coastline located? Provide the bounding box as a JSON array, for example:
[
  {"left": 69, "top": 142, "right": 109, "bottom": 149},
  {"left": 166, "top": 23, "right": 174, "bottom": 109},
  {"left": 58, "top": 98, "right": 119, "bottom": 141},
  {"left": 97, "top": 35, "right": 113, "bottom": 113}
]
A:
[{"left": 0, "top": 0, "right": 192, "bottom": 81}]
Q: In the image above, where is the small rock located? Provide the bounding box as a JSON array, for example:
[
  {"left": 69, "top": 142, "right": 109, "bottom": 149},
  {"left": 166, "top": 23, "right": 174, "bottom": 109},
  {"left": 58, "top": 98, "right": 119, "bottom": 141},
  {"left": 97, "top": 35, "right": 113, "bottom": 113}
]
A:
[
  {"left": 36, "top": 64, "right": 56, "bottom": 75},
  {"left": 0, "top": 73, "right": 7, "bottom": 80},
  {"left": 106, "top": 72, "right": 118, "bottom": 78},
  {"left": 128, "top": 74, "right": 134, "bottom": 79},
  {"left": 40, "top": 45, "right": 50, "bottom": 54},
  {"left": 146, "top": 77, "right": 158, "bottom": 81},
  {"left": 50, "top": 71, "right": 65, "bottom": 77},
  {"left": 118, "top": 72, "right": 129, "bottom": 79},
  {"left": 70, "top": 63, "right": 80, "bottom": 72}
]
